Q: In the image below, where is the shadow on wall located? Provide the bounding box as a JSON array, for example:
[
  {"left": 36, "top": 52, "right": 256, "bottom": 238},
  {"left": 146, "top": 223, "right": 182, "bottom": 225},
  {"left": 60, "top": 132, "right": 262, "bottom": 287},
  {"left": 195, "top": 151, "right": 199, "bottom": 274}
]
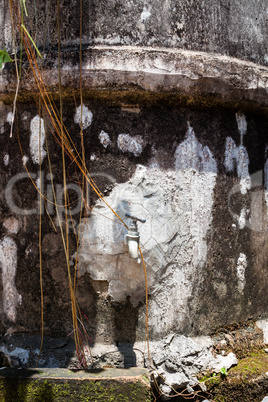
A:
[
  {"left": 0, "top": 369, "right": 53, "bottom": 402},
  {"left": 112, "top": 297, "right": 140, "bottom": 368},
  {"left": 111, "top": 201, "right": 139, "bottom": 368}
]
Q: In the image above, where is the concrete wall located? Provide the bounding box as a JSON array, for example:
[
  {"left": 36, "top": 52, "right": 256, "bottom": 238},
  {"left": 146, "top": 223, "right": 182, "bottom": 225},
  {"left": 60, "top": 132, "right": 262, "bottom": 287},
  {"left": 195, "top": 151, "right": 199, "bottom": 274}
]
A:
[
  {"left": 1, "top": 0, "right": 268, "bottom": 66},
  {"left": 0, "top": 0, "right": 268, "bottom": 395},
  {"left": 0, "top": 101, "right": 267, "bottom": 336}
]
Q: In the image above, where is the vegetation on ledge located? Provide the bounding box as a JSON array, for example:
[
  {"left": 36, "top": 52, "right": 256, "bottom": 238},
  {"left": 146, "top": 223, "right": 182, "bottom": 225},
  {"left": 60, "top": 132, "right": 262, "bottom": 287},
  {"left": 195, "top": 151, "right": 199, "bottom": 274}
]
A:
[{"left": 199, "top": 349, "right": 268, "bottom": 402}]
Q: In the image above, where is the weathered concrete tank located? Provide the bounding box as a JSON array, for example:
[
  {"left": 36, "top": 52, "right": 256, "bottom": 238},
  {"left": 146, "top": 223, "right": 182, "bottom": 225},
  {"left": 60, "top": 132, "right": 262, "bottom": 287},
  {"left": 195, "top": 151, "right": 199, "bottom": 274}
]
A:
[{"left": 0, "top": 0, "right": 268, "bottom": 397}]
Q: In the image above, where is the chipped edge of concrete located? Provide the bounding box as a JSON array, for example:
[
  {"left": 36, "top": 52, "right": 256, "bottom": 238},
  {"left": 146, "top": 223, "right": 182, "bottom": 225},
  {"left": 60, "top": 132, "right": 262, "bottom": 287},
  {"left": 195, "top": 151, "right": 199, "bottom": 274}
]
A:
[{"left": 256, "top": 319, "right": 268, "bottom": 344}]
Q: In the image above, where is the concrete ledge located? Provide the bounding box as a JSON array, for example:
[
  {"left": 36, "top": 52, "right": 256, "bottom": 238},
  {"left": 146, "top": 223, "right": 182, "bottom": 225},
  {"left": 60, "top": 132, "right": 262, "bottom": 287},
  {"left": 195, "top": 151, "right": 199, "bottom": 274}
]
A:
[
  {"left": 0, "top": 367, "right": 151, "bottom": 401},
  {"left": 1, "top": 46, "right": 268, "bottom": 113}
]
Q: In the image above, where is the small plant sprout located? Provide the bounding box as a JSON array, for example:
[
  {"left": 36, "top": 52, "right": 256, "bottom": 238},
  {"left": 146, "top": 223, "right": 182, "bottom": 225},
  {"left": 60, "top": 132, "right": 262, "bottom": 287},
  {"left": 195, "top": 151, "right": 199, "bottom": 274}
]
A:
[
  {"left": 220, "top": 367, "right": 228, "bottom": 377},
  {"left": 0, "top": 49, "right": 14, "bottom": 70}
]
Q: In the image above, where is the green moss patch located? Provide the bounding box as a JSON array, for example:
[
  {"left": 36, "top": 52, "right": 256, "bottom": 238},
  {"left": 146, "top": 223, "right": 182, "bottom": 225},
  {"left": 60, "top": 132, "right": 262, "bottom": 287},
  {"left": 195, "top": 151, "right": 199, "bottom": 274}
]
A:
[
  {"left": 0, "top": 368, "right": 151, "bottom": 401},
  {"left": 202, "top": 350, "right": 268, "bottom": 402}
]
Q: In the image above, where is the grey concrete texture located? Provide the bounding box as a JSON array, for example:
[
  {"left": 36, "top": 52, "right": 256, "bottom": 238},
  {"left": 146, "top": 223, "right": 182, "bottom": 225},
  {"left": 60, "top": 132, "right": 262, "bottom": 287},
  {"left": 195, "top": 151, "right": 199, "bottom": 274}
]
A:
[
  {"left": 1, "top": 1, "right": 268, "bottom": 115},
  {"left": 0, "top": 101, "right": 267, "bottom": 341},
  {"left": 0, "top": 1, "right": 268, "bottom": 398},
  {"left": 1, "top": 0, "right": 268, "bottom": 66}
]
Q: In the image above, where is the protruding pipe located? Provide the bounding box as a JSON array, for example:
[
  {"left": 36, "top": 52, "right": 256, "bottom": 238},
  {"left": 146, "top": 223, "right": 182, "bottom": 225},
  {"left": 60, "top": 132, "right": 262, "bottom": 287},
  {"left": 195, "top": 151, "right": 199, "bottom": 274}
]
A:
[{"left": 125, "top": 213, "right": 146, "bottom": 259}]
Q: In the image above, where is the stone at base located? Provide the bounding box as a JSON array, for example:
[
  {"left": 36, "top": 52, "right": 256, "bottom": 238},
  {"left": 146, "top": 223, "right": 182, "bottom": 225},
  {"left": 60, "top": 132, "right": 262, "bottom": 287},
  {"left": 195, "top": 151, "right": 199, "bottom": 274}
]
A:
[{"left": 204, "top": 350, "right": 268, "bottom": 402}]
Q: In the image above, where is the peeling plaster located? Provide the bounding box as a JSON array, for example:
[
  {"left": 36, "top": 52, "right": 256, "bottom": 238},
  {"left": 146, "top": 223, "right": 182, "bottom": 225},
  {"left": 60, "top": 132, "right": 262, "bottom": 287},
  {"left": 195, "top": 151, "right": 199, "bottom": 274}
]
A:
[
  {"left": 238, "top": 207, "right": 248, "bottom": 229},
  {"left": 3, "top": 154, "right": 9, "bottom": 166},
  {"left": 36, "top": 177, "right": 41, "bottom": 190},
  {"left": 0, "top": 345, "right": 29, "bottom": 365},
  {"left": 75, "top": 124, "right": 217, "bottom": 333},
  {"left": 236, "top": 252, "right": 247, "bottom": 293},
  {"left": 150, "top": 125, "right": 217, "bottom": 334},
  {"left": 30, "top": 115, "right": 47, "bottom": 165},
  {"left": 22, "top": 112, "right": 28, "bottom": 121},
  {"left": 22, "top": 155, "right": 29, "bottom": 165},
  {"left": 0, "top": 236, "right": 21, "bottom": 322},
  {"left": 74, "top": 105, "right": 93, "bottom": 130},
  {"left": 224, "top": 117, "right": 251, "bottom": 195},
  {"left": 117, "top": 134, "right": 143, "bottom": 156},
  {"left": 98, "top": 130, "right": 111, "bottom": 148},
  {"left": 175, "top": 124, "right": 217, "bottom": 173},
  {"left": 236, "top": 146, "right": 251, "bottom": 195},
  {"left": 224, "top": 114, "right": 251, "bottom": 252},
  {"left": 141, "top": 7, "right": 151, "bottom": 22},
  {"left": 6, "top": 112, "right": 14, "bottom": 125},
  {"left": 236, "top": 112, "right": 247, "bottom": 143},
  {"left": 3, "top": 218, "right": 20, "bottom": 235},
  {"left": 256, "top": 319, "right": 268, "bottom": 344}
]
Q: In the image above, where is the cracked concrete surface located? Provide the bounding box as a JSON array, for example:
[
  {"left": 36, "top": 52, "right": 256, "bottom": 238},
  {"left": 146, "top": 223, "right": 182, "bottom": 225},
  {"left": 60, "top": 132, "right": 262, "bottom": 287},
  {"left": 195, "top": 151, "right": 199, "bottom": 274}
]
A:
[{"left": 75, "top": 124, "right": 217, "bottom": 337}]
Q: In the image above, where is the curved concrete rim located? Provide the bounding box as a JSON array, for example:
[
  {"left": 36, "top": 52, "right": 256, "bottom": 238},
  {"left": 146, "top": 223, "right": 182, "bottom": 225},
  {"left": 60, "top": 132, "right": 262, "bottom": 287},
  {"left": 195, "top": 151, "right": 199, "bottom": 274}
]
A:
[{"left": 1, "top": 46, "right": 268, "bottom": 111}]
